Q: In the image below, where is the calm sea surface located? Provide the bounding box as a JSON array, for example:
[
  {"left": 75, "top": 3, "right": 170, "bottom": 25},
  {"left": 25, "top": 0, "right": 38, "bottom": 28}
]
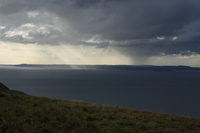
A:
[{"left": 0, "top": 66, "right": 200, "bottom": 118}]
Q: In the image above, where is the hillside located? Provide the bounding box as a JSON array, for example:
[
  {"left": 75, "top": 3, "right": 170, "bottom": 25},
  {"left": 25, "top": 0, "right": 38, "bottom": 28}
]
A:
[{"left": 0, "top": 83, "right": 200, "bottom": 133}]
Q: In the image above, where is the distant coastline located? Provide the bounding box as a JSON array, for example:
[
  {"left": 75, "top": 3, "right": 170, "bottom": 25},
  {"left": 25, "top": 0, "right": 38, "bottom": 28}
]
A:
[{"left": 1, "top": 64, "right": 200, "bottom": 72}]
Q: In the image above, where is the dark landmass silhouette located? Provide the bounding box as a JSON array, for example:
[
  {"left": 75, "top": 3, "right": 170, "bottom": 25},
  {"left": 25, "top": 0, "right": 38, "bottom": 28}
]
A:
[
  {"left": 0, "top": 82, "right": 10, "bottom": 90},
  {"left": 0, "top": 82, "right": 26, "bottom": 95},
  {"left": 2, "top": 64, "right": 200, "bottom": 72}
]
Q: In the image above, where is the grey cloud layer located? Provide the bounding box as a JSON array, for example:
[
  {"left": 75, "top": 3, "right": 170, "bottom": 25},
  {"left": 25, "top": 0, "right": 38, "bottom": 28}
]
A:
[{"left": 0, "top": 0, "right": 200, "bottom": 57}]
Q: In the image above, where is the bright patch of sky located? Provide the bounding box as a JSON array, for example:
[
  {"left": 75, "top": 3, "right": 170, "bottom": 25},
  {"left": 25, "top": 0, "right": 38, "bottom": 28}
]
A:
[
  {"left": 157, "top": 37, "right": 165, "bottom": 40},
  {"left": 0, "top": 41, "right": 132, "bottom": 65}
]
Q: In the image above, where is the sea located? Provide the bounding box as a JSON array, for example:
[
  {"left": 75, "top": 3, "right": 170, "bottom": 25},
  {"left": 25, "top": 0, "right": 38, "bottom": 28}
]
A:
[{"left": 0, "top": 65, "right": 200, "bottom": 118}]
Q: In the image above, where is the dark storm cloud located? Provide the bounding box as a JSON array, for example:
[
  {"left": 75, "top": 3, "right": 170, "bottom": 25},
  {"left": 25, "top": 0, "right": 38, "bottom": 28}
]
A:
[
  {"left": 52, "top": 0, "right": 200, "bottom": 39},
  {"left": 72, "top": 0, "right": 101, "bottom": 8},
  {"left": 1, "top": 0, "right": 200, "bottom": 57}
]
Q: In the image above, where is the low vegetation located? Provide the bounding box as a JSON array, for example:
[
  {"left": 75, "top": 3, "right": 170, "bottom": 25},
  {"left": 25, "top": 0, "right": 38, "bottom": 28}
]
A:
[{"left": 0, "top": 84, "right": 200, "bottom": 133}]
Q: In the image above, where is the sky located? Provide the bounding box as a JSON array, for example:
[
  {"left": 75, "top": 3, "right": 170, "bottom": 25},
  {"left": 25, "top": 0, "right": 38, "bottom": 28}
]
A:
[{"left": 0, "top": 0, "right": 200, "bottom": 66}]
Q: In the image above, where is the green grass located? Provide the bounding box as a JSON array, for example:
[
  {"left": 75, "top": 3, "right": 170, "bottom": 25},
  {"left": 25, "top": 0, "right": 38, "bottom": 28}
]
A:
[{"left": 0, "top": 88, "right": 200, "bottom": 133}]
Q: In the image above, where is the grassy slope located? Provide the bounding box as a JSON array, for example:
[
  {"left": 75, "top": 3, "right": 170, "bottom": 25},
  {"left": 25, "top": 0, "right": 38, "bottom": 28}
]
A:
[{"left": 0, "top": 88, "right": 200, "bottom": 133}]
